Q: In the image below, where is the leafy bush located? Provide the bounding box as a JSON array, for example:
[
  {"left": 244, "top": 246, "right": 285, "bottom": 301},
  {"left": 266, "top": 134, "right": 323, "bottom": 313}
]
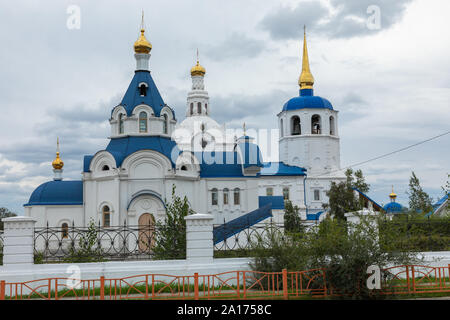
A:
[
  {"left": 64, "top": 219, "right": 104, "bottom": 263},
  {"left": 152, "top": 185, "right": 194, "bottom": 260},
  {"left": 250, "top": 215, "right": 418, "bottom": 299}
]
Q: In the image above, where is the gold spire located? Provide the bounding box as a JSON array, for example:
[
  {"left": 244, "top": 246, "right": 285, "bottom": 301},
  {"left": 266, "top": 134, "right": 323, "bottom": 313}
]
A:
[
  {"left": 52, "top": 138, "right": 64, "bottom": 170},
  {"left": 134, "top": 11, "right": 152, "bottom": 54},
  {"left": 190, "top": 49, "right": 206, "bottom": 76},
  {"left": 389, "top": 185, "right": 397, "bottom": 201},
  {"left": 298, "top": 26, "right": 314, "bottom": 90}
]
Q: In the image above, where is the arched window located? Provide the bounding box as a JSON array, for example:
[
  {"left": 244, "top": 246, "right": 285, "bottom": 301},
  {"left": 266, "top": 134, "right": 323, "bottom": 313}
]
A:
[
  {"left": 205, "top": 103, "right": 208, "bottom": 114},
  {"left": 139, "top": 84, "right": 147, "bottom": 96},
  {"left": 266, "top": 187, "right": 273, "bottom": 196},
  {"left": 291, "top": 116, "right": 301, "bottom": 135},
  {"left": 163, "top": 114, "right": 168, "bottom": 134},
  {"left": 102, "top": 165, "right": 110, "bottom": 171},
  {"left": 329, "top": 116, "right": 335, "bottom": 135},
  {"left": 211, "top": 188, "right": 218, "bottom": 206},
  {"left": 223, "top": 188, "right": 229, "bottom": 205},
  {"left": 181, "top": 165, "right": 187, "bottom": 171},
  {"left": 283, "top": 187, "right": 290, "bottom": 200},
  {"left": 311, "top": 115, "right": 321, "bottom": 134},
  {"left": 280, "top": 119, "right": 284, "bottom": 137},
  {"left": 61, "top": 223, "right": 69, "bottom": 239},
  {"left": 139, "top": 111, "right": 148, "bottom": 133},
  {"left": 190, "top": 103, "right": 194, "bottom": 115},
  {"left": 197, "top": 102, "right": 201, "bottom": 114},
  {"left": 118, "top": 114, "right": 124, "bottom": 134},
  {"left": 233, "top": 188, "right": 240, "bottom": 205},
  {"left": 102, "top": 205, "right": 111, "bottom": 227}
]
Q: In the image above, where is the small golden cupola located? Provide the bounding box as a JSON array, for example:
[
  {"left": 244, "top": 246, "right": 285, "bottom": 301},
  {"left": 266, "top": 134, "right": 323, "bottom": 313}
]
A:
[
  {"left": 52, "top": 138, "right": 64, "bottom": 170},
  {"left": 389, "top": 186, "right": 397, "bottom": 202},
  {"left": 298, "top": 26, "right": 314, "bottom": 90},
  {"left": 134, "top": 12, "right": 152, "bottom": 54},
  {"left": 190, "top": 49, "right": 206, "bottom": 77}
]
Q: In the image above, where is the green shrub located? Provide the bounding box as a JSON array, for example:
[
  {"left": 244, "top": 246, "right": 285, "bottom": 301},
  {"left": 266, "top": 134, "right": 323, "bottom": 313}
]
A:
[{"left": 250, "top": 215, "right": 418, "bottom": 299}]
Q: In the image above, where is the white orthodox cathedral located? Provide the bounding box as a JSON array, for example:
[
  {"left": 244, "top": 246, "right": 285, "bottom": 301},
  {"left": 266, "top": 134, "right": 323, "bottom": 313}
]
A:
[{"left": 24, "top": 24, "right": 346, "bottom": 230}]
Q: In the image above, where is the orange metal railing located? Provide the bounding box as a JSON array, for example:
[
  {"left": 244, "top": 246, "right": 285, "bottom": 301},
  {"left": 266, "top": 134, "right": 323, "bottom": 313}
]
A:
[{"left": 0, "top": 265, "right": 449, "bottom": 300}]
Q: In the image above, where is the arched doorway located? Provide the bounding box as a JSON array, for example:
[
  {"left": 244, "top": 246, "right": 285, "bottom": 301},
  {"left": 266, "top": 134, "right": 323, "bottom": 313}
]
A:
[{"left": 138, "top": 213, "right": 155, "bottom": 253}]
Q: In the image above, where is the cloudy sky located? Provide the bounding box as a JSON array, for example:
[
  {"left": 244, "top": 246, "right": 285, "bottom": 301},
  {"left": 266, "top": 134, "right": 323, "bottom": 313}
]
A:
[{"left": 0, "top": 0, "right": 449, "bottom": 214}]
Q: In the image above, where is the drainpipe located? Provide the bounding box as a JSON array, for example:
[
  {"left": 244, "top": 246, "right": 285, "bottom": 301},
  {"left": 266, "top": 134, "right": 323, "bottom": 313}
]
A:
[{"left": 303, "top": 174, "right": 308, "bottom": 219}]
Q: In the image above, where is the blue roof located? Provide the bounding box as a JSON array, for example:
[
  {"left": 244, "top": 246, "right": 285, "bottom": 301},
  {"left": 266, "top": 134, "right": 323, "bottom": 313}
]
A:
[
  {"left": 213, "top": 204, "right": 272, "bottom": 244},
  {"left": 425, "top": 193, "right": 449, "bottom": 217},
  {"left": 383, "top": 201, "right": 404, "bottom": 213},
  {"left": 259, "top": 196, "right": 285, "bottom": 210},
  {"left": 433, "top": 194, "right": 448, "bottom": 209},
  {"left": 116, "top": 70, "right": 175, "bottom": 118},
  {"left": 194, "top": 151, "right": 253, "bottom": 178},
  {"left": 84, "top": 136, "right": 180, "bottom": 172},
  {"left": 260, "top": 162, "right": 306, "bottom": 176},
  {"left": 307, "top": 210, "right": 324, "bottom": 221},
  {"left": 282, "top": 89, "right": 333, "bottom": 112},
  {"left": 236, "top": 141, "right": 264, "bottom": 169},
  {"left": 24, "top": 180, "right": 83, "bottom": 206},
  {"left": 352, "top": 188, "right": 383, "bottom": 211}
]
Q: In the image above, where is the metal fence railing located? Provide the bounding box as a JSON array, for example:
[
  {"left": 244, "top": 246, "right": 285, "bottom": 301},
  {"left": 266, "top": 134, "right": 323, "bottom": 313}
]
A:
[
  {"left": 33, "top": 222, "right": 178, "bottom": 263},
  {"left": 2, "top": 265, "right": 449, "bottom": 300},
  {"left": 213, "top": 222, "right": 286, "bottom": 252}
]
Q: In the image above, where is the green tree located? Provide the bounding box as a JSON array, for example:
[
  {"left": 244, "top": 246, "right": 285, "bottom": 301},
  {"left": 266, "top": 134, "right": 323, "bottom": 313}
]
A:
[
  {"left": 284, "top": 200, "right": 304, "bottom": 234},
  {"left": 323, "top": 169, "right": 369, "bottom": 220},
  {"left": 0, "top": 207, "right": 17, "bottom": 230},
  {"left": 153, "top": 185, "right": 194, "bottom": 260},
  {"left": 407, "top": 171, "right": 433, "bottom": 214}
]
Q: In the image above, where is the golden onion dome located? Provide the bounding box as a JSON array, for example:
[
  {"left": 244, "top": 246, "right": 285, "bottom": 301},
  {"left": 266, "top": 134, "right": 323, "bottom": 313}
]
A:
[
  {"left": 190, "top": 60, "right": 206, "bottom": 77},
  {"left": 52, "top": 152, "right": 64, "bottom": 170},
  {"left": 52, "top": 138, "right": 64, "bottom": 170},
  {"left": 134, "top": 28, "right": 152, "bottom": 54},
  {"left": 389, "top": 186, "right": 397, "bottom": 199}
]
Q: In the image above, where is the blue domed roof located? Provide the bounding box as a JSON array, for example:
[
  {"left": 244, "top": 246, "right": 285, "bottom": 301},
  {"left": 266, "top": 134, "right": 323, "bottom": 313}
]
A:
[
  {"left": 383, "top": 202, "right": 404, "bottom": 213},
  {"left": 282, "top": 89, "right": 333, "bottom": 112},
  {"left": 24, "top": 180, "right": 83, "bottom": 206}
]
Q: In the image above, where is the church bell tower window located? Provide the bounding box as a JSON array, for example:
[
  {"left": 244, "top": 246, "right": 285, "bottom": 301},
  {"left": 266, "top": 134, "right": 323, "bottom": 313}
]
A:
[
  {"left": 291, "top": 116, "right": 301, "bottom": 135},
  {"left": 139, "top": 84, "right": 147, "bottom": 96},
  {"left": 311, "top": 115, "right": 321, "bottom": 134}
]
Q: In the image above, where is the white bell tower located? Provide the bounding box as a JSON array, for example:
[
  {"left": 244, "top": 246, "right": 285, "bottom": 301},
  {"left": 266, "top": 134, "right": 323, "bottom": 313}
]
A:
[
  {"left": 278, "top": 29, "right": 345, "bottom": 212},
  {"left": 186, "top": 50, "right": 210, "bottom": 117}
]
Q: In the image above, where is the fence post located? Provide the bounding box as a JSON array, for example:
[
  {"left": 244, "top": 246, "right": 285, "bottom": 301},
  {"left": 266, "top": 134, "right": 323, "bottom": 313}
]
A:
[
  {"left": 0, "top": 280, "right": 5, "bottom": 300},
  {"left": 100, "top": 276, "right": 105, "bottom": 300},
  {"left": 411, "top": 266, "right": 415, "bottom": 293},
  {"left": 1, "top": 216, "right": 37, "bottom": 266},
  {"left": 185, "top": 214, "right": 214, "bottom": 263},
  {"left": 282, "top": 269, "right": 288, "bottom": 300},
  {"left": 236, "top": 271, "right": 240, "bottom": 299},
  {"left": 194, "top": 273, "right": 199, "bottom": 300},
  {"left": 406, "top": 266, "right": 410, "bottom": 293}
]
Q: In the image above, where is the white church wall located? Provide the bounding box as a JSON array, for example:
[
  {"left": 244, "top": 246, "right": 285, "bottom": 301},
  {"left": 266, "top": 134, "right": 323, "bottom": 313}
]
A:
[{"left": 26, "top": 205, "right": 84, "bottom": 228}]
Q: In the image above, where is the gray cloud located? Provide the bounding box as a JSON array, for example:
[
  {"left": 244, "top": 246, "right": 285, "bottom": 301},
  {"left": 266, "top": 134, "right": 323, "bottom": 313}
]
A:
[
  {"left": 205, "top": 32, "right": 266, "bottom": 61},
  {"left": 260, "top": 0, "right": 413, "bottom": 40}
]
